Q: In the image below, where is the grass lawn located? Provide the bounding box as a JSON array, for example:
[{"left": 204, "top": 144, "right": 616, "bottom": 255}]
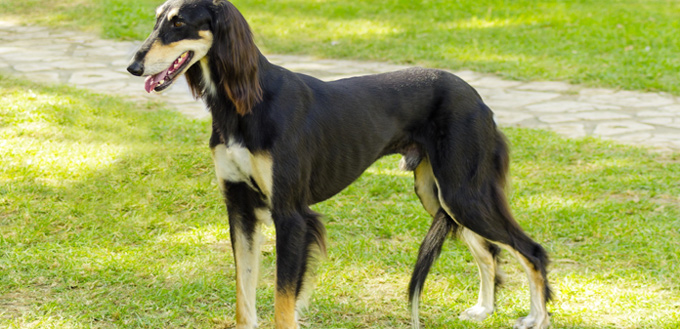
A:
[
  {"left": 1, "top": 0, "right": 680, "bottom": 94},
  {"left": 1, "top": 74, "right": 679, "bottom": 328}
]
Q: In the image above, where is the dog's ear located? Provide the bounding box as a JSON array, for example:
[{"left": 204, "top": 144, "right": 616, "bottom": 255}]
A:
[{"left": 211, "top": 0, "right": 262, "bottom": 116}]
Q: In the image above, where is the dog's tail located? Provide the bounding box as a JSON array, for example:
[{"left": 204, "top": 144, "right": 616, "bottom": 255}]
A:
[{"left": 408, "top": 209, "right": 459, "bottom": 329}]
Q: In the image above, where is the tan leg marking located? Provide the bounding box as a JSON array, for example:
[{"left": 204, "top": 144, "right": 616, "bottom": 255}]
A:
[
  {"left": 459, "top": 229, "right": 496, "bottom": 322},
  {"left": 414, "top": 157, "right": 440, "bottom": 217},
  {"left": 275, "top": 290, "right": 298, "bottom": 329},
  {"left": 503, "top": 246, "right": 550, "bottom": 329},
  {"left": 250, "top": 151, "right": 274, "bottom": 204},
  {"left": 232, "top": 222, "right": 263, "bottom": 328}
]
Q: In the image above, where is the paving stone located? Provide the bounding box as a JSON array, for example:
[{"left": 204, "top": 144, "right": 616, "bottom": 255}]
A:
[
  {"left": 112, "top": 59, "right": 131, "bottom": 67},
  {"left": 483, "top": 90, "right": 561, "bottom": 109},
  {"left": 69, "top": 70, "right": 129, "bottom": 85},
  {"left": 642, "top": 118, "right": 680, "bottom": 129},
  {"left": 593, "top": 121, "right": 655, "bottom": 136},
  {"left": 471, "top": 76, "right": 523, "bottom": 89},
  {"left": 577, "top": 111, "right": 632, "bottom": 121},
  {"left": 0, "top": 31, "right": 51, "bottom": 40},
  {"left": 539, "top": 111, "right": 630, "bottom": 123},
  {"left": 14, "top": 61, "right": 107, "bottom": 72},
  {"left": 492, "top": 110, "right": 533, "bottom": 125},
  {"left": 9, "top": 54, "right": 73, "bottom": 64},
  {"left": 527, "top": 101, "right": 596, "bottom": 113},
  {"left": 88, "top": 81, "right": 129, "bottom": 93},
  {"left": 660, "top": 105, "right": 680, "bottom": 113},
  {"left": 515, "top": 81, "right": 574, "bottom": 92},
  {"left": 72, "top": 47, "right": 131, "bottom": 58},
  {"left": 548, "top": 123, "right": 587, "bottom": 138},
  {"left": 451, "top": 70, "right": 482, "bottom": 82},
  {"left": 579, "top": 88, "right": 617, "bottom": 96},
  {"left": 637, "top": 111, "right": 677, "bottom": 117},
  {"left": 535, "top": 101, "right": 621, "bottom": 113},
  {"left": 0, "top": 46, "right": 22, "bottom": 54},
  {"left": 581, "top": 90, "right": 675, "bottom": 108},
  {"left": 616, "top": 133, "right": 653, "bottom": 142},
  {"left": 538, "top": 114, "right": 577, "bottom": 123}
]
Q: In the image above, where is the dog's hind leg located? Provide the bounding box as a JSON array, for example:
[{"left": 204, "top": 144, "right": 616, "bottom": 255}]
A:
[
  {"left": 429, "top": 128, "right": 551, "bottom": 329},
  {"left": 409, "top": 157, "right": 456, "bottom": 329},
  {"left": 458, "top": 229, "right": 502, "bottom": 322},
  {"left": 409, "top": 157, "right": 502, "bottom": 327}
]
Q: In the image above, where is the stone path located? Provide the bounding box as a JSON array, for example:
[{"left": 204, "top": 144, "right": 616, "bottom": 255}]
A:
[{"left": 2, "top": 22, "right": 680, "bottom": 151}]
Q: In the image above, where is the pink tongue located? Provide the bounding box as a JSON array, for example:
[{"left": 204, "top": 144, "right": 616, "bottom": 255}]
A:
[
  {"left": 142, "top": 53, "right": 191, "bottom": 93},
  {"left": 144, "top": 68, "right": 170, "bottom": 93}
]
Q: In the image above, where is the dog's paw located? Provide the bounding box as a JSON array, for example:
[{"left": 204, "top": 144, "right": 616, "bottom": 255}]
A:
[
  {"left": 513, "top": 315, "right": 550, "bottom": 329},
  {"left": 459, "top": 305, "right": 494, "bottom": 322}
]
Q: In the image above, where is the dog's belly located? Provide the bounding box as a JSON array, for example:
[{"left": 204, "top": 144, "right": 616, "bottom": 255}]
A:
[{"left": 306, "top": 149, "right": 385, "bottom": 204}]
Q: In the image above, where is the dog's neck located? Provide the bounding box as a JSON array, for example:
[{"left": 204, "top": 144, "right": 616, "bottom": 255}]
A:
[
  {"left": 186, "top": 50, "right": 270, "bottom": 107},
  {"left": 190, "top": 52, "right": 276, "bottom": 151}
]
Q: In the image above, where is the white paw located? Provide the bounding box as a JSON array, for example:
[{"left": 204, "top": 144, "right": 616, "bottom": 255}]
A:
[
  {"left": 459, "top": 305, "right": 494, "bottom": 322},
  {"left": 513, "top": 315, "right": 550, "bottom": 329}
]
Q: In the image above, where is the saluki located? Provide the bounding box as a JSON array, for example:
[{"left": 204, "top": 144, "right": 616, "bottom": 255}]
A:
[{"left": 127, "top": 0, "right": 552, "bottom": 328}]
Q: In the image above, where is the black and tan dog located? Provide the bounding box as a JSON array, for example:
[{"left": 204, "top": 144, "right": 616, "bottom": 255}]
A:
[{"left": 127, "top": 1, "right": 552, "bottom": 328}]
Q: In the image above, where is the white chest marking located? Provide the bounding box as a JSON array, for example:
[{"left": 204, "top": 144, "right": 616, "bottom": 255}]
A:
[
  {"left": 213, "top": 143, "right": 253, "bottom": 184},
  {"left": 212, "top": 142, "right": 274, "bottom": 201}
]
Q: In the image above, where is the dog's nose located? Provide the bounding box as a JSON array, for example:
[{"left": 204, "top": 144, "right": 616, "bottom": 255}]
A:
[{"left": 127, "top": 61, "right": 144, "bottom": 76}]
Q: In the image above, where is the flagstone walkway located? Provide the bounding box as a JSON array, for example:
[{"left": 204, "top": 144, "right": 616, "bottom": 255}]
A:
[{"left": 2, "top": 22, "right": 680, "bottom": 151}]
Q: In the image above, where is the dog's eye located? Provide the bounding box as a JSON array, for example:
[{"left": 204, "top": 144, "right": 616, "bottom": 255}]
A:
[{"left": 174, "top": 21, "right": 185, "bottom": 28}]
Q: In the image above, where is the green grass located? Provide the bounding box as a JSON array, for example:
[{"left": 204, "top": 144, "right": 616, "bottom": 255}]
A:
[
  {"left": 2, "top": 0, "right": 680, "bottom": 94},
  {"left": 1, "top": 74, "right": 680, "bottom": 328}
]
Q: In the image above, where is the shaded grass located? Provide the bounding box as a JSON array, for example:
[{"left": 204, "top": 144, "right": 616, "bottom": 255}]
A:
[
  {"left": 2, "top": 0, "right": 680, "bottom": 94},
  {"left": 1, "top": 74, "right": 680, "bottom": 328}
]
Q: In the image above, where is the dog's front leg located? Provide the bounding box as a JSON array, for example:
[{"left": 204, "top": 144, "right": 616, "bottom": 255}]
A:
[
  {"left": 222, "top": 183, "right": 266, "bottom": 329},
  {"left": 230, "top": 215, "right": 263, "bottom": 329}
]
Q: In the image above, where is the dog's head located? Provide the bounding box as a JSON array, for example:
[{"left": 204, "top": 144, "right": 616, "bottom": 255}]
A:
[{"left": 128, "top": 0, "right": 262, "bottom": 115}]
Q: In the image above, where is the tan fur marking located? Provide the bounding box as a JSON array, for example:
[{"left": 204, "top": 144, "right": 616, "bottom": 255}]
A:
[
  {"left": 459, "top": 229, "right": 496, "bottom": 321},
  {"left": 502, "top": 246, "right": 550, "bottom": 328},
  {"left": 414, "top": 157, "right": 440, "bottom": 217},
  {"left": 198, "top": 57, "right": 216, "bottom": 96},
  {"left": 275, "top": 290, "right": 298, "bottom": 329},
  {"left": 167, "top": 7, "right": 180, "bottom": 21},
  {"left": 233, "top": 224, "right": 262, "bottom": 328},
  {"left": 155, "top": 4, "right": 166, "bottom": 18},
  {"left": 250, "top": 152, "right": 274, "bottom": 203},
  {"left": 142, "top": 31, "right": 213, "bottom": 77}
]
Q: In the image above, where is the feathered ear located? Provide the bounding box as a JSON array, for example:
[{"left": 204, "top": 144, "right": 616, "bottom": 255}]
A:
[{"left": 211, "top": 0, "right": 262, "bottom": 116}]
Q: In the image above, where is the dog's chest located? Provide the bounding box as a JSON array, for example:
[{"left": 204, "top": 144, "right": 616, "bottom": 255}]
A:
[{"left": 212, "top": 143, "right": 273, "bottom": 199}]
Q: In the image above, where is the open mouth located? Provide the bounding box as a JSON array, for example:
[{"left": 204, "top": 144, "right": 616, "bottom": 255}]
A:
[{"left": 144, "top": 51, "right": 194, "bottom": 93}]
